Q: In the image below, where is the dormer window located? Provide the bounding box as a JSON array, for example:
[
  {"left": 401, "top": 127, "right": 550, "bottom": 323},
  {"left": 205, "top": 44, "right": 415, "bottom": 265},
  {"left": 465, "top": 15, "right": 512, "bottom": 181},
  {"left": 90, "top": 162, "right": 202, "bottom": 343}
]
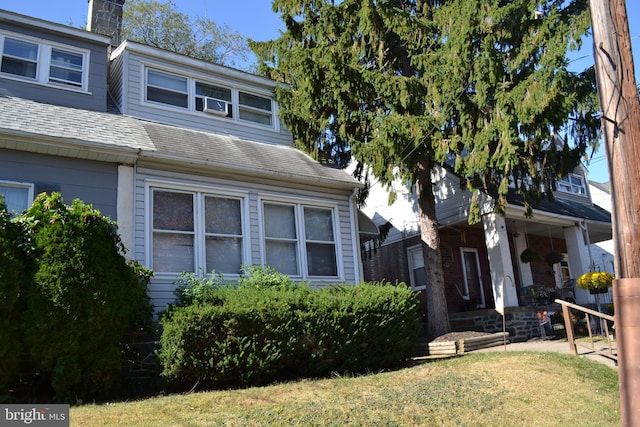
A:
[
  {"left": 195, "top": 82, "right": 232, "bottom": 117},
  {"left": 239, "top": 92, "right": 272, "bottom": 126},
  {"left": 0, "top": 33, "right": 88, "bottom": 91},
  {"left": 1, "top": 38, "right": 38, "bottom": 78},
  {"left": 558, "top": 173, "right": 586, "bottom": 195},
  {"left": 144, "top": 66, "right": 276, "bottom": 129},
  {"left": 146, "top": 69, "right": 188, "bottom": 108}
]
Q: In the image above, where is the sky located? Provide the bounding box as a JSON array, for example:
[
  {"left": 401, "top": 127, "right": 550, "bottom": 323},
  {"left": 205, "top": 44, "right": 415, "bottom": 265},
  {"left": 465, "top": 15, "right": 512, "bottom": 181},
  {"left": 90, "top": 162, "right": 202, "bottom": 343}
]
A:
[{"left": 3, "top": 0, "right": 640, "bottom": 184}]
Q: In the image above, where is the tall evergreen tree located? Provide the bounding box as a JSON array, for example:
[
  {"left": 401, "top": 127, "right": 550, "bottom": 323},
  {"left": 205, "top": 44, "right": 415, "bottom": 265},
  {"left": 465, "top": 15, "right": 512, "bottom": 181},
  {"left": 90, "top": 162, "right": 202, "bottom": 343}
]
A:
[{"left": 252, "top": 0, "right": 598, "bottom": 338}]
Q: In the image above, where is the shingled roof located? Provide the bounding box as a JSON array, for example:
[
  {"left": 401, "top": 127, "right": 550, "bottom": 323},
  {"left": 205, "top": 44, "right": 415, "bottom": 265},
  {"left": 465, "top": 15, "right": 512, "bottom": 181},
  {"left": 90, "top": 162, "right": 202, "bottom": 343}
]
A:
[{"left": 0, "top": 94, "right": 360, "bottom": 190}]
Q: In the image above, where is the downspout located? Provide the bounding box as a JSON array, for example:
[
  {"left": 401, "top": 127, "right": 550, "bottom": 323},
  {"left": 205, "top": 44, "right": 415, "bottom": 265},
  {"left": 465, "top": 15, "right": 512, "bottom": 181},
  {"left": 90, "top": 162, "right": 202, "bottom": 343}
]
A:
[{"left": 349, "top": 187, "right": 363, "bottom": 281}]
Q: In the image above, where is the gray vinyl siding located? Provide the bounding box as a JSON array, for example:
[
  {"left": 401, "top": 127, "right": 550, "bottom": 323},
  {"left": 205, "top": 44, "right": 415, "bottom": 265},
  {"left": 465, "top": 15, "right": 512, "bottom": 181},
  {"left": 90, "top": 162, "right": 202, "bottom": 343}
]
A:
[
  {"left": 107, "top": 50, "right": 125, "bottom": 110},
  {"left": 0, "top": 148, "right": 118, "bottom": 218},
  {"left": 0, "top": 22, "right": 109, "bottom": 112},
  {"left": 133, "top": 165, "right": 359, "bottom": 311},
  {"left": 110, "top": 49, "right": 293, "bottom": 146},
  {"left": 433, "top": 169, "right": 473, "bottom": 226}
]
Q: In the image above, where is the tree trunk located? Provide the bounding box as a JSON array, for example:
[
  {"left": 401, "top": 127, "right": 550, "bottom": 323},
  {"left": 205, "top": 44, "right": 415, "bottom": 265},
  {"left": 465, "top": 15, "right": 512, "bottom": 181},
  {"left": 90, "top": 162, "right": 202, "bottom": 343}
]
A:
[
  {"left": 416, "top": 157, "right": 451, "bottom": 339},
  {"left": 590, "top": 0, "right": 640, "bottom": 424}
]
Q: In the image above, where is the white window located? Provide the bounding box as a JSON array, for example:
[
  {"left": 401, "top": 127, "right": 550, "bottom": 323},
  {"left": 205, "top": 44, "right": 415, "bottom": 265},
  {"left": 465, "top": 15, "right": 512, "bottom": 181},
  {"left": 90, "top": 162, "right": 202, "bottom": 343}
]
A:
[
  {"left": 0, "top": 33, "right": 88, "bottom": 91},
  {"left": 151, "top": 188, "right": 246, "bottom": 274},
  {"left": 407, "top": 245, "right": 426, "bottom": 290},
  {"left": 49, "top": 48, "right": 84, "bottom": 88},
  {"left": 557, "top": 174, "right": 586, "bottom": 195},
  {"left": 239, "top": 91, "right": 273, "bottom": 126},
  {"left": 144, "top": 67, "right": 277, "bottom": 128},
  {"left": 0, "top": 180, "right": 34, "bottom": 216},
  {"left": 1, "top": 37, "right": 38, "bottom": 79},
  {"left": 146, "top": 69, "right": 188, "bottom": 108},
  {"left": 263, "top": 202, "right": 338, "bottom": 278},
  {"left": 195, "top": 81, "right": 232, "bottom": 116}
]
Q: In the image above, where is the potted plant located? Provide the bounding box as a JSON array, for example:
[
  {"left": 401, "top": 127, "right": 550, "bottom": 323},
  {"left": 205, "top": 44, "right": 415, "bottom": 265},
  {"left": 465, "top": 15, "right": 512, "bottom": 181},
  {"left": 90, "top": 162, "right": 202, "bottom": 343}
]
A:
[
  {"left": 545, "top": 250, "right": 564, "bottom": 266},
  {"left": 520, "top": 248, "right": 541, "bottom": 263},
  {"left": 576, "top": 271, "right": 615, "bottom": 294}
]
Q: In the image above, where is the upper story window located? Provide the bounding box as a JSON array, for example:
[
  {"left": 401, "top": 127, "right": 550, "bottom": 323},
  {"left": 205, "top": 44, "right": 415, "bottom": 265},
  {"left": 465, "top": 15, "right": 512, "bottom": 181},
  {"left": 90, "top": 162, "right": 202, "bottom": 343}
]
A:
[
  {"left": 144, "top": 67, "right": 277, "bottom": 128},
  {"left": 147, "top": 69, "right": 188, "bottom": 108},
  {"left": 0, "top": 33, "right": 88, "bottom": 91},
  {"left": 557, "top": 173, "right": 586, "bottom": 196},
  {"left": 239, "top": 92, "right": 272, "bottom": 126}
]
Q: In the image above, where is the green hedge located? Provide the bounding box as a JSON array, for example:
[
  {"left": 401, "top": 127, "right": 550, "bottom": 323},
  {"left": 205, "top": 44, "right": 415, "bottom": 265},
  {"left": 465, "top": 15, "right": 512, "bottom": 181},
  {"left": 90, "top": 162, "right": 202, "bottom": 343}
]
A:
[
  {"left": 0, "top": 198, "right": 32, "bottom": 393},
  {"left": 0, "top": 193, "right": 154, "bottom": 402},
  {"left": 157, "top": 273, "right": 419, "bottom": 389}
]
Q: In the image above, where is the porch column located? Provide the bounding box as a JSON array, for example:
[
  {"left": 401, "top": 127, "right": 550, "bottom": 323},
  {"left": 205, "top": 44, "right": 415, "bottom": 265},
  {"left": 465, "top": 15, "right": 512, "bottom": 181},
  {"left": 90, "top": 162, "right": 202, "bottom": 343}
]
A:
[
  {"left": 513, "top": 231, "right": 534, "bottom": 287},
  {"left": 563, "top": 223, "right": 592, "bottom": 304},
  {"left": 482, "top": 213, "right": 520, "bottom": 310},
  {"left": 117, "top": 164, "right": 135, "bottom": 259}
]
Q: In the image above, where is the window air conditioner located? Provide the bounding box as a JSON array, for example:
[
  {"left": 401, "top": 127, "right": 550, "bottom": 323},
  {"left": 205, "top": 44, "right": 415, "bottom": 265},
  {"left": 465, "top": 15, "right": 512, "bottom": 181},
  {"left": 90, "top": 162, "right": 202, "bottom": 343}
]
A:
[{"left": 203, "top": 97, "right": 229, "bottom": 116}]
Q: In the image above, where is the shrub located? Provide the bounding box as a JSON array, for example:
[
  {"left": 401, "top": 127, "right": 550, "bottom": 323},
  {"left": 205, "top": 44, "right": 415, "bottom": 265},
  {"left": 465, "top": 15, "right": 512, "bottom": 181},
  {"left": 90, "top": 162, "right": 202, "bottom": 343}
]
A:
[
  {"left": 0, "top": 197, "right": 32, "bottom": 394},
  {"left": 173, "top": 270, "right": 228, "bottom": 307},
  {"left": 16, "top": 193, "right": 153, "bottom": 401},
  {"left": 157, "top": 274, "right": 419, "bottom": 390}
]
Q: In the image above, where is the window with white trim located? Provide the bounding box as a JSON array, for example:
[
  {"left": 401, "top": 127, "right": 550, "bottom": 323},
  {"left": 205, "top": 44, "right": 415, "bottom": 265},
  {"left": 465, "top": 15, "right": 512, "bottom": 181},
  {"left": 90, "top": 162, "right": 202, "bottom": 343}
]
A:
[
  {"left": 144, "top": 66, "right": 276, "bottom": 128},
  {"left": 557, "top": 173, "right": 586, "bottom": 195},
  {"left": 0, "top": 180, "right": 34, "bottom": 217},
  {"left": 0, "top": 33, "right": 88, "bottom": 90},
  {"left": 263, "top": 202, "right": 338, "bottom": 278},
  {"left": 146, "top": 69, "right": 188, "bottom": 108},
  {"left": 195, "top": 81, "right": 232, "bottom": 117},
  {"left": 239, "top": 91, "right": 272, "bottom": 126},
  {"left": 151, "top": 188, "right": 245, "bottom": 274},
  {"left": 407, "top": 245, "right": 426, "bottom": 290}
]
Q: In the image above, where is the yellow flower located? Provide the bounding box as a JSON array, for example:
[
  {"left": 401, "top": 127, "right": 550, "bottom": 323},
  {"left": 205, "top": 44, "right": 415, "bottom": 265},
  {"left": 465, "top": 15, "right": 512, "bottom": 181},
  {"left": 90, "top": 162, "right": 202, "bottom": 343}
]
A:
[{"left": 576, "top": 271, "right": 615, "bottom": 290}]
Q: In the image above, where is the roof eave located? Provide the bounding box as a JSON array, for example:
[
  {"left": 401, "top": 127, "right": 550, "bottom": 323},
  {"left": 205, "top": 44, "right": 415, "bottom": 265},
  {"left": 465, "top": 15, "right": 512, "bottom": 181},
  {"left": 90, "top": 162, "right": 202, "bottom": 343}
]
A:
[{"left": 139, "top": 150, "right": 363, "bottom": 192}]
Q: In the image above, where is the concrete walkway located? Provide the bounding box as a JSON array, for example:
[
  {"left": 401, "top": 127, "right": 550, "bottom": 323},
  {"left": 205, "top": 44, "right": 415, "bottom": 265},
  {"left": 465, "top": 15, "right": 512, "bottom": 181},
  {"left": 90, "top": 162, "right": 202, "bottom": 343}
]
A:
[{"left": 474, "top": 337, "right": 618, "bottom": 369}]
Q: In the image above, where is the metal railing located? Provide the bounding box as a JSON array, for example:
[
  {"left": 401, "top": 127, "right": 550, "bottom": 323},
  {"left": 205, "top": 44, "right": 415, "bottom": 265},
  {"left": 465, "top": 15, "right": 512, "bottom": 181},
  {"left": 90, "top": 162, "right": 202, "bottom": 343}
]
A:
[{"left": 554, "top": 298, "right": 617, "bottom": 362}]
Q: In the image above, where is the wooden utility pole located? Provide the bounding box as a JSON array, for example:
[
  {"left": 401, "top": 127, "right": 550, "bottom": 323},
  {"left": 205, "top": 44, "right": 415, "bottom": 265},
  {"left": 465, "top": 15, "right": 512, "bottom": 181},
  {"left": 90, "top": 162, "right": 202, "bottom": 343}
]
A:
[{"left": 589, "top": 0, "right": 640, "bottom": 425}]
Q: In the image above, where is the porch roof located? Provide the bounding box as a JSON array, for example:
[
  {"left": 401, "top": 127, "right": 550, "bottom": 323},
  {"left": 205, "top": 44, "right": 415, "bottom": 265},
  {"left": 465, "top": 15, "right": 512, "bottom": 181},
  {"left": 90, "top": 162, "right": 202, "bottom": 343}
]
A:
[{"left": 506, "top": 188, "right": 612, "bottom": 243}]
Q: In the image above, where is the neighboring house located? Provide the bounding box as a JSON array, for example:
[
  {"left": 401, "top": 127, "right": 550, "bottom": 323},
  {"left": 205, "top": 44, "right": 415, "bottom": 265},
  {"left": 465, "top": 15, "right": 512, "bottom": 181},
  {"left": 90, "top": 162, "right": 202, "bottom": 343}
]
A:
[
  {"left": 0, "top": 5, "right": 371, "bottom": 312},
  {"left": 361, "top": 157, "right": 612, "bottom": 317},
  {"left": 586, "top": 180, "right": 615, "bottom": 305}
]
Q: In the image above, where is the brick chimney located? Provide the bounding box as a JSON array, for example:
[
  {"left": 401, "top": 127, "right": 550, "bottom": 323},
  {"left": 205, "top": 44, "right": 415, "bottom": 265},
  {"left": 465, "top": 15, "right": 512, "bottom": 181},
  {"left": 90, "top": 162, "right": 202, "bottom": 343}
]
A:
[{"left": 87, "top": 0, "right": 125, "bottom": 45}]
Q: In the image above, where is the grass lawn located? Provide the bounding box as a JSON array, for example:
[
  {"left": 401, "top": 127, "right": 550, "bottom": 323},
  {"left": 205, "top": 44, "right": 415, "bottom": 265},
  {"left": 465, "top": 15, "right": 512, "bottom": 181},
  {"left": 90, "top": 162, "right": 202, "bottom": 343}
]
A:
[{"left": 71, "top": 351, "right": 619, "bottom": 426}]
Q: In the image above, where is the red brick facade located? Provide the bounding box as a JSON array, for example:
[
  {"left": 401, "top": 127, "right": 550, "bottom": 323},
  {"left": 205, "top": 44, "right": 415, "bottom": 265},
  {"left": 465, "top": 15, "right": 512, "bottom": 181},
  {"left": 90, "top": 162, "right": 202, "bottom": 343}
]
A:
[{"left": 362, "top": 225, "right": 493, "bottom": 313}]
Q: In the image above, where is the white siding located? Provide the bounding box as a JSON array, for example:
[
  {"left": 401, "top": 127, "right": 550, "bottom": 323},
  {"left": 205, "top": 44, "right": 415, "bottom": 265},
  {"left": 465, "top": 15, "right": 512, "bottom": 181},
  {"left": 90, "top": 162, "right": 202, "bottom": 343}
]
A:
[{"left": 133, "top": 165, "right": 359, "bottom": 311}]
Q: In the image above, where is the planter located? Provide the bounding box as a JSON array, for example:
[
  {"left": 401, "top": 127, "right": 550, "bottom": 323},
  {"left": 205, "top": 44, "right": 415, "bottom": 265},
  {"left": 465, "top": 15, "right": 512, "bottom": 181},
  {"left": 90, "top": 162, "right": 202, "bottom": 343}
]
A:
[
  {"left": 428, "top": 332, "right": 510, "bottom": 356},
  {"left": 520, "top": 248, "right": 541, "bottom": 264},
  {"left": 589, "top": 288, "right": 610, "bottom": 294}
]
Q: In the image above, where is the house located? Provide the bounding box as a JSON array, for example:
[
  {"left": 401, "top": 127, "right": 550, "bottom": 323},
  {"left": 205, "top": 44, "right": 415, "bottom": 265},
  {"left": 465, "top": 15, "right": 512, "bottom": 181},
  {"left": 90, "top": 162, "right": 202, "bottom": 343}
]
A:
[
  {"left": 0, "top": 4, "right": 370, "bottom": 312},
  {"left": 361, "top": 157, "right": 612, "bottom": 338}
]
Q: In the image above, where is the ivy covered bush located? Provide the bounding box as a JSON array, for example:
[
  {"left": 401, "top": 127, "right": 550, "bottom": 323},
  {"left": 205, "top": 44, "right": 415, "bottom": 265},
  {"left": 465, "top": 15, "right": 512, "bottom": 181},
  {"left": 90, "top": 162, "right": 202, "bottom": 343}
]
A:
[
  {"left": 1, "top": 193, "right": 153, "bottom": 402},
  {"left": 157, "top": 267, "right": 419, "bottom": 389}
]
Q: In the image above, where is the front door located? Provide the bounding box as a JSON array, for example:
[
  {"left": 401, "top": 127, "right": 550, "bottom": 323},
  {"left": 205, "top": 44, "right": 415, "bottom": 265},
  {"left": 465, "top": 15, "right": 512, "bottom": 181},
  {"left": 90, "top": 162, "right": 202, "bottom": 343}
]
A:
[{"left": 461, "top": 248, "right": 485, "bottom": 308}]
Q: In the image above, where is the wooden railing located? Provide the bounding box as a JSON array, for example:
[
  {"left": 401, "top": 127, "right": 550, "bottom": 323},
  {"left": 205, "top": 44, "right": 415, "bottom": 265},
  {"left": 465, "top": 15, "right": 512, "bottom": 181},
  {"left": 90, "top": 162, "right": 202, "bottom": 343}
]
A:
[{"left": 554, "top": 299, "right": 617, "bottom": 362}]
